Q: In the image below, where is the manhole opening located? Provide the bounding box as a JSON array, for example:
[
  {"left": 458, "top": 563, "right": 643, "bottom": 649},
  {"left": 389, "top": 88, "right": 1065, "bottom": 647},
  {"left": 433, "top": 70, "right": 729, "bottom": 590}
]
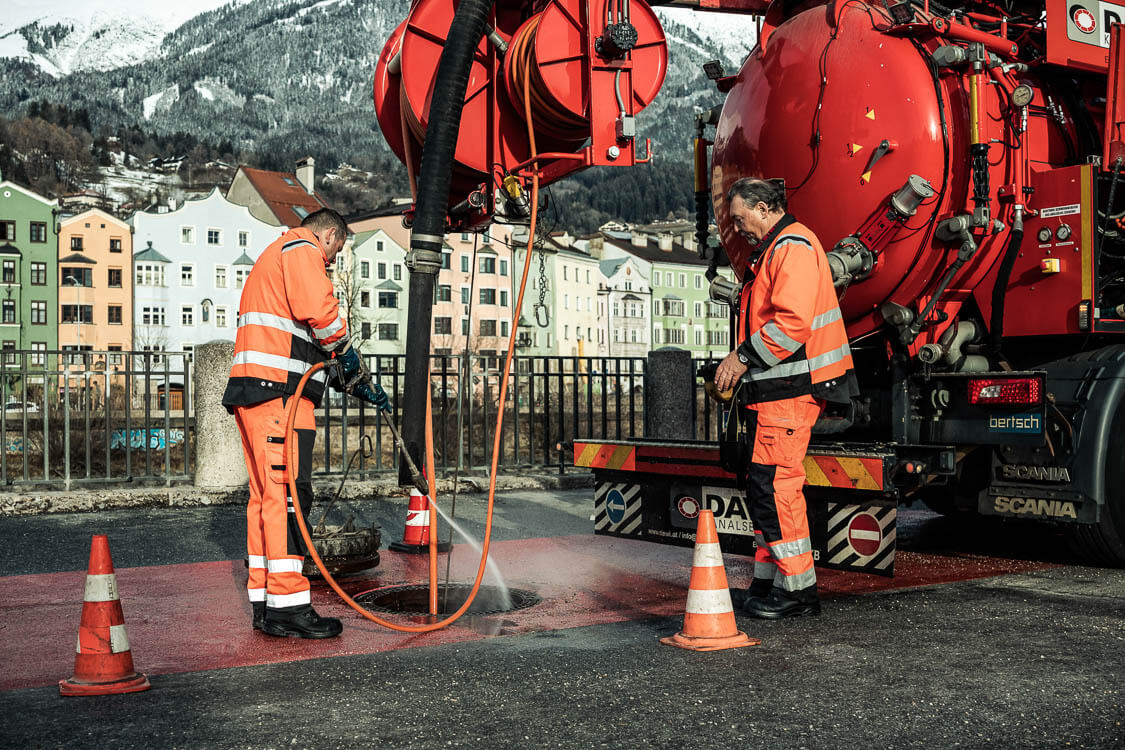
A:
[{"left": 355, "top": 584, "right": 540, "bottom": 616}]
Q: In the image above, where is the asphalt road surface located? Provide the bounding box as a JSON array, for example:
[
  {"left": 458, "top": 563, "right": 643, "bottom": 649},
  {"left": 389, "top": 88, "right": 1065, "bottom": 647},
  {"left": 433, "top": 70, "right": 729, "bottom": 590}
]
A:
[{"left": 1, "top": 489, "right": 1121, "bottom": 749}]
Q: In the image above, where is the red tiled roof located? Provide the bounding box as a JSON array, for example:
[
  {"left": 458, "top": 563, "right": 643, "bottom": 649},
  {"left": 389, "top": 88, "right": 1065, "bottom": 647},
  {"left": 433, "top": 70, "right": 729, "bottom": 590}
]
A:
[{"left": 239, "top": 166, "right": 331, "bottom": 228}]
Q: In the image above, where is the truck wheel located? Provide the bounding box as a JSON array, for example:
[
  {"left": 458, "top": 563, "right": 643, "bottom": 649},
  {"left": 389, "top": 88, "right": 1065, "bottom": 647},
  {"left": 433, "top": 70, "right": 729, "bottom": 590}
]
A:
[{"left": 1065, "top": 413, "right": 1125, "bottom": 566}]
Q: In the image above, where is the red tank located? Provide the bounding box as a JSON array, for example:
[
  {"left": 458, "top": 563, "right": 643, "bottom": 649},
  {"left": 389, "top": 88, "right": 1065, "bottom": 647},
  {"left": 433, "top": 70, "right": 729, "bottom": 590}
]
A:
[{"left": 711, "top": 2, "right": 1083, "bottom": 340}]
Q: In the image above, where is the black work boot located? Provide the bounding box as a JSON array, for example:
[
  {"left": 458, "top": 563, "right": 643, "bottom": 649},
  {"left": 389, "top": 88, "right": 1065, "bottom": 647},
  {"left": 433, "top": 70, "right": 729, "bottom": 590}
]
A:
[
  {"left": 252, "top": 602, "right": 266, "bottom": 631},
  {"left": 743, "top": 585, "right": 821, "bottom": 619},
  {"left": 731, "top": 577, "right": 774, "bottom": 609},
  {"left": 261, "top": 605, "right": 343, "bottom": 639}
]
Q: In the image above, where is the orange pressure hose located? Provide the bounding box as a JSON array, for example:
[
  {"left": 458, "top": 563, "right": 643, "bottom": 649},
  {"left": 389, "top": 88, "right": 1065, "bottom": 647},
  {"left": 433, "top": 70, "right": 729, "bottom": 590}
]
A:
[{"left": 280, "top": 55, "right": 543, "bottom": 632}]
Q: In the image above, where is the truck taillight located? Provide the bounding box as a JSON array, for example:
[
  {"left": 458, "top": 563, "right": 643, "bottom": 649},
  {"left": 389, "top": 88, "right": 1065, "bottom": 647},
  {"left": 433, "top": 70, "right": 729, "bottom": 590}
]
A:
[{"left": 967, "top": 378, "right": 1042, "bottom": 405}]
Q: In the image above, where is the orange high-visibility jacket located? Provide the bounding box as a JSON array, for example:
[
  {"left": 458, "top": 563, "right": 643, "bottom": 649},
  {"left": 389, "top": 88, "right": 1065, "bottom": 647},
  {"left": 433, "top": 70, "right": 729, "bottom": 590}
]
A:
[
  {"left": 737, "top": 216, "right": 859, "bottom": 405},
  {"left": 222, "top": 227, "right": 348, "bottom": 410}
]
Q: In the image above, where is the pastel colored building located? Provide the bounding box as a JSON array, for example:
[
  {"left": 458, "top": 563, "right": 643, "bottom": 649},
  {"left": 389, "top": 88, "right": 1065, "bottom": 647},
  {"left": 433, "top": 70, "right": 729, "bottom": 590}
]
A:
[
  {"left": 341, "top": 229, "right": 408, "bottom": 357},
  {"left": 58, "top": 209, "right": 133, "bottom": 360},
  {"left": 0, "top": 178, "right": 58, "bottom": 368},
  {"left": 226, "top": 157, "right": 331, "bottom": 228},
  {"left": 131, "top": 188, "right": 283, "bottom": 363},
  {"left": 595, "top": 252, "right": 652, "bottom": 359}
]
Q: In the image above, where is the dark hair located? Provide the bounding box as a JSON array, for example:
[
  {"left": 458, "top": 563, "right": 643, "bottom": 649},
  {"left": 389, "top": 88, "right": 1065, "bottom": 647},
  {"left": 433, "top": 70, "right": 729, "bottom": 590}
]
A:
[
  {"left": 301, "top": 208, "right": 348, "bottom": 237},
  {"left": 727, "top": 178, "right": 787, "bottom": 213}
]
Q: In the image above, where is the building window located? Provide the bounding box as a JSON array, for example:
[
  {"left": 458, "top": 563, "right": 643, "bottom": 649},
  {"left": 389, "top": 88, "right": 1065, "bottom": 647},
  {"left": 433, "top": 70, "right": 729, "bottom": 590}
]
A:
[
  {"left": 1, "top": 260, "right": 14, "bottom": 283},
  {"left": 378, "top": 323, "right": 398, "bottom": 341},
  {"left": 378, "top": 292, "right": 397, "bottom": 308},
  {"left": 215, "top": 307, "right": 228, "bottom": 327},
  {"left": 70, "top": 236, "right": 83, "bottom": 250},
  {"left": 586, "top": 269, "right": 590, "bottom": 283},
  {"left": 215, "top": 265, "right": 228, "bottom": 288},
  {"left": 442, "top": 252, "right": 451, "bottom": 270},
  {"left": 434, "top": 317, "right": 452, "bottom": 335},
  {"left": 181, "top": 344, "right": 194, "bottom": 362},
  {"left": 2, "top": 340, "right": 14, "bottom": 364},
  {"left": 695, "top": 274, "right": 703, "bottom": 289},
  {"left": 61, "top": 305, "right": 94, "bottom": 324},
  {"left": 461, "top": 232, "right": 470, "bottom": 241},
  {"left": 30, "top": 222, "right": 46, "bottom": 243},
  {"left": 708, "top": 330, "right": 729, "bottom": 346},
  {"left": 378, "top": 262, "right": 387, "bottom": 280},
  {"left": 376, "top": 240, "right": 384, "bottom": 252},
  {"left": 694, "top": 302, "right": 703, "bottom": 318},
  {"left": 393, "top": 264, "right": 402, "bottom": 281},
  {"left": 663, "top": 299, "right": 685, "bottom": 317},
  {"left": 500, "top": 259, "right": 508, "bottom": 276},
  {"left": 182, "top": 306, "right": 194, "bottom": 326},
  {"left": 235, "top": 268, "right": 249, "bottom": 289},
  {"left": 62, "top": 267, "right": 93, "bottom": 287},
  {"left": 361, "top": 322, "right": 372, "bottom": 340},
  {"left": 461, "top": 255, "right": 469, "bottom": 273},
  {"left": 30, "top": 262, "right": 46, "bottom": 285},
  {"left": 2, "top": 299, "right": 15, "bottom": 323},
  {"left": 360, "top": 291, "right": 371, "bottom": 308},
  {"left": 181, "top": 264, "right": 194, "bottom": 287},
  {"left": 679, "top": 273, "right": 686, "bottom": 287},
  {"left": 653, "top": 271, "right": 661, "bottom": 286},
  {"left": 664, "top": 328, "right": 685, "bottom": 345},
  {"left": 30, "top": 300, "right": 46, "bottom": 324},
  {"left": 480, "top": 288, "right": 496, "bottom": 305},
  {"left": 201, "top": 300, "right": 210, "bottom": 323},
  {"left": 141, "top": 306, "right": 166, "bottom": 326},
  {"left": 181, "top": 226, "right": 194, "bottom": 244},
  {"left": 437, "top": 285, "right": 452, "bottom": 302},
  {"left": 31, "top": 342, "right": 46, "bottom": 366},
  {"left": 109, "top": 237, "right": 122, "bottom": 253},
  {"left": 0, "top": 221, "right": 14, "bottom": 240},
  {"left": 564, "top": 325, "right": 569, "bottom": 340},
  {"left": 136, "top": 263, "right": 166, "bottom": 287},
  {"left": 108, "top": 305, "right": 122, "bottom": 325},
  {"left": 479, "top": 257, "right": 495, "bottom": 274},
  {"left": 461, "top": 287, "right": 470, "bottom": 304},
  {"left": 207, "top": 229, "right": 221, "bottom": 245},
  {"left": 360, "top": 261, "right": 370, "bottom": 279},
  {"left": 480, "top": 320, "right": 497, "bottom": 337},
  {"left": 239, "top": 231, "right": 249, "bottom": 247},
  {"left": 563, "top": 267, "right": 568, "bottom": 281},
  {"left": 501, "top": 320, "right": 509, "bottom": 337},
  {"left": 462, "top": 318, "right": 470, "bottom": 335},
  {"left": 563, "top": 294, "right": 569, "bottom": 310},
  {"left": 500, "top": 290, "right": 508, "bottom": 307},
  {"left": 108, "top": 268, "right": 122, "bottom": 288}
]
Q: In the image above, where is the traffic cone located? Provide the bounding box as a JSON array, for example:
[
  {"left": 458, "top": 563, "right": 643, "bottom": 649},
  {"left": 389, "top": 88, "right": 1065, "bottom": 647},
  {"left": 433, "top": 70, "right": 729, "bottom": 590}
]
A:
[
  {"left": 660, "top": 510, "right": 761, "bottom": 652},
  {"left": 59, "top": 535, "right": 150, "bottom": 696},
  {"left": 389, "top": 487, "right": 451, "bottom": 554}
]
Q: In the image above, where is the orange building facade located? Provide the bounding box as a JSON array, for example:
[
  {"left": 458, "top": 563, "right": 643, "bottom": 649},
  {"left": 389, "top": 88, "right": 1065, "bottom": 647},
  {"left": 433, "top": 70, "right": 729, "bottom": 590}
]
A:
[{"left": 58, "top": 209, "right": 133, "bottom": 360}]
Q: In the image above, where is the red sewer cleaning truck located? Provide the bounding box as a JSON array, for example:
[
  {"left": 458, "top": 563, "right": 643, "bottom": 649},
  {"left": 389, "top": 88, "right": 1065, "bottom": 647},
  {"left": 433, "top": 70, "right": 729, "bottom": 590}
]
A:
[{"left": 376, "top": 0, "right": 1125, "bottom": 571}]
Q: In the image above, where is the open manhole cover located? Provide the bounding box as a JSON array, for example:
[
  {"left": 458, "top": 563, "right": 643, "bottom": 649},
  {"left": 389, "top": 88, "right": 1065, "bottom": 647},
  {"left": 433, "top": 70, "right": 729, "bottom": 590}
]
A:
[{"left": 355, "top": 584, "right": 541, "bottom": 617}]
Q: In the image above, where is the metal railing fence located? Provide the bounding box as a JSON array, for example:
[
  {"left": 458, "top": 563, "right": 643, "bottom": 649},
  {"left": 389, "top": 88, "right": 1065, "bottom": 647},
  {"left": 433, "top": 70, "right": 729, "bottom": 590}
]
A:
[{"left": 0, "top": 349, "right": 192, "bottom": 487}]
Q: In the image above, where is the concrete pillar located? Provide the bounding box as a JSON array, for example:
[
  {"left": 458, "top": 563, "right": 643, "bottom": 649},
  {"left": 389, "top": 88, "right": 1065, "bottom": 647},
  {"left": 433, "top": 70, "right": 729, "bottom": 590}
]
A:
[
  {"left": 193, "top": 340, "right": 247, "bottom": 489},
  {"left": 644, "top": 347, "right": 694, "bottom": 440}
]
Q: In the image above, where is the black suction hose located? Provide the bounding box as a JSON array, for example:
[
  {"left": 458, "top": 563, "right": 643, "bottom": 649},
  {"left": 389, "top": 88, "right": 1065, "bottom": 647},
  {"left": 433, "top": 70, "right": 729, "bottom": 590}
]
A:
[
  {"left": 399, "top": 0, "right": 496, "bottom": 484},
  {"left": 988, "top": 226, "right": 1024, "bottom": 363}
]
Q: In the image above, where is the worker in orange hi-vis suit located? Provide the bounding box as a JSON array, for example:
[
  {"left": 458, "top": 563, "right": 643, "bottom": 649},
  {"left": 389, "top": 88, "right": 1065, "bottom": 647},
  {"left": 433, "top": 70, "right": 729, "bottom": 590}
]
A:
[
  {"left": 222, "top": 208, "right": 391, "bottom": 639},
  {"left": 713, "top": 178, "right": 859, "bottom": 620}
]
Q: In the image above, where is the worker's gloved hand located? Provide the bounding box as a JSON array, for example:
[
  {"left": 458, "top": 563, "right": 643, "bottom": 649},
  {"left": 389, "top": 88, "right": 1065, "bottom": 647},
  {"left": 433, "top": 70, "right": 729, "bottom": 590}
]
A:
[
  {"left": 353, "top": 379, "right": 392, "bottom": 413},
  {"left": 331, "top": 341, "right": 367, "bottom": 393}
]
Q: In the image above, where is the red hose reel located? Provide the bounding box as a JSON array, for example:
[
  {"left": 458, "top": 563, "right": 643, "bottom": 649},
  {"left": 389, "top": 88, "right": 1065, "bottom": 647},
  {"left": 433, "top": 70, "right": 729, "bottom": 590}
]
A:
[{"left": 373, "top": 0, "right": 668, "bottom": 219}]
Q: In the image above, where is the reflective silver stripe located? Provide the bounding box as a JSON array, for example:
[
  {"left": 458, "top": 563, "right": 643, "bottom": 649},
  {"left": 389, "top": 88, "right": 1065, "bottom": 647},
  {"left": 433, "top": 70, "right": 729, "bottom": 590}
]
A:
[
  {"left": 312, "top": 314, "right": 344, "bottom": 340},
  {"left": 811, "top": 308, "right": 842, "bottom": 330},
  {"left": 84, "top": 573, "right": 119, "bottom": 602},
  {"left": 749, "top": 342, "right": 851, "bottom": 381},
  {"left": 775, "top": 234, "right": 814, "bottom": 251},
  {"left": 762, "top": 321, "right": 801, "bottom": 353},
  {"left": 768, "top": 537, "right": 812, "bottom": 560},
  {"left": 247, "top": 555, "right": 267, "bottom": 569},
  {"left": 266, "top": 590, "right": 311, "bottom": 608},
  {"left": 109, "top": 624, "right": 131, "bottom": 654},
  {"left": 750, "top": 331, "right": 781, "bottom": 367},
  {"left": 753, "top": 561, "right": 778, "bottom": 579},
  {"left": 281, "top": 239, "right": 316, "bottom": 254},
  {"left": 684, "top": 587, "right": 735, "bottom": 615},
  {"left": 248, "top": 588, "right": 266, "bottom": 602},
  {"left": 232, "top": 350, "right": 327, "bottom": 383},
  {"left": 267, "top": 558, "right": 304, "bottom": 574},
  {"left": 239, "top": 312, "right": 313, "bottom": 343},
  {"left": 775, "top": 566, "right": 817, "bottom": 592}
]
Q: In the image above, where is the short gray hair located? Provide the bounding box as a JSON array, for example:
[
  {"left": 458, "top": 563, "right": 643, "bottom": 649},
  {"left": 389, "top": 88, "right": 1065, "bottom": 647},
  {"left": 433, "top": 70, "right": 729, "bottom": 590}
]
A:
[
  {"left": 301, "top": 208, "right": 348, "bottom": 237},
  {"left": 727, "top": 178, "right": 787, "bottom": 213}
]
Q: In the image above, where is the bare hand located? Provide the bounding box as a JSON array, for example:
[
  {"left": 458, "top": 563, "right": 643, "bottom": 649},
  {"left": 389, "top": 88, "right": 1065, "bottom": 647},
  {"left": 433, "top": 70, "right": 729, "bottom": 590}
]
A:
[{"left": 714, "top": 350, "right": 748, "bottom": 393}]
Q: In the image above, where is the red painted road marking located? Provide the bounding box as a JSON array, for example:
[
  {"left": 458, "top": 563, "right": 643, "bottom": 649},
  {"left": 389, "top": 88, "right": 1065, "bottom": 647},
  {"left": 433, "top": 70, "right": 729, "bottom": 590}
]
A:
[
  {"left": 0, "top": 535, "right": 1056, "bottom": 691},
  {"left": 848, "top": 513, "right": 883, "bottom": 556}
]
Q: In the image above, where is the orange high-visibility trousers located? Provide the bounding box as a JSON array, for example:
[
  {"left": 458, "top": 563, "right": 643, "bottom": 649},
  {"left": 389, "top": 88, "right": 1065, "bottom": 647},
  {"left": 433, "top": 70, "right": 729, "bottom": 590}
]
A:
[
  {"left": 234, "top": 396, "right": 317, "bottom": 610},
  {"left": 745, "top": 394, "right": 823, "bottom": 594}
]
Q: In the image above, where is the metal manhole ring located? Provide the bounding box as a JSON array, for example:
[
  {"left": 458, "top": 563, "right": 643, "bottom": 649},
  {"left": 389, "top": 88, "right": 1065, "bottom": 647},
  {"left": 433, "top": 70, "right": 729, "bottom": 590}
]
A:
[{"left": 354, "top": 584, "right": 541, "bottom": 617}]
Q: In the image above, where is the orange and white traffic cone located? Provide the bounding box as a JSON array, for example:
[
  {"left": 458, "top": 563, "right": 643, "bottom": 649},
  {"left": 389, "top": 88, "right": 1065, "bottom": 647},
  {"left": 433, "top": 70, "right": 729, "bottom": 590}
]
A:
[
  {"left": 389, "top": 487, "right": 451, "bottom": 554},
  {"left": 59, "top": 535, "right": 151, "bottom": 696},
  {"left": 660, "top": 510, "right": 761, "bottom": 652}
]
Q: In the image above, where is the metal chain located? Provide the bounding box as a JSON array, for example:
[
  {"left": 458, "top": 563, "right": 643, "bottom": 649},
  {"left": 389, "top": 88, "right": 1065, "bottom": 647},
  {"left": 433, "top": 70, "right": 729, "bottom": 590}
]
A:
[{"left": 534, "top": 230, "right": 550, "bottom": 327}]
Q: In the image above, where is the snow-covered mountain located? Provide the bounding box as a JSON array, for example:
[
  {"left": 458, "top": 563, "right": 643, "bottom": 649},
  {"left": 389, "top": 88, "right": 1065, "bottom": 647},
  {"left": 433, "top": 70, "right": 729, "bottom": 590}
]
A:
[{"left": 0, "top": 0, "right": 233, "bottom": 76}]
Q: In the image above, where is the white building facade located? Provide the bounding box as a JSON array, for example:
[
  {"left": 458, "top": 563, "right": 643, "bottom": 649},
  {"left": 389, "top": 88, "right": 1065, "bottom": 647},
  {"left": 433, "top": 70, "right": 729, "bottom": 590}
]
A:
[
  {"left": 131, "top": 188, "right": 284, "bottom": 361},
  {"left": 341, "top": 229, "right": 408, "bottom": 357}
]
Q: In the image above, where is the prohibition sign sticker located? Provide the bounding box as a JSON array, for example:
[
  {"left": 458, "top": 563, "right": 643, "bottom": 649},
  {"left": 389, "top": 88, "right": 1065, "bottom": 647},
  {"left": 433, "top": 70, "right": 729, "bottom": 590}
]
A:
[
  {"left": 847, "top": 513, "right": 882, "bottom": 556},
  {"left": 677, "top": 496, "right": 700, "bottom": 519},
  {"left": 1072, "top": 7, "right": 1096, "bottom": 34}
]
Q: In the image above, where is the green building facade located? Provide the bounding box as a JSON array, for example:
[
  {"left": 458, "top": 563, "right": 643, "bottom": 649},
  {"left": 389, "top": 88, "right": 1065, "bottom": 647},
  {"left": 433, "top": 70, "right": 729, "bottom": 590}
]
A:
[{"left": 0, "top": 180, "right": 59, "bottom": 366}]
